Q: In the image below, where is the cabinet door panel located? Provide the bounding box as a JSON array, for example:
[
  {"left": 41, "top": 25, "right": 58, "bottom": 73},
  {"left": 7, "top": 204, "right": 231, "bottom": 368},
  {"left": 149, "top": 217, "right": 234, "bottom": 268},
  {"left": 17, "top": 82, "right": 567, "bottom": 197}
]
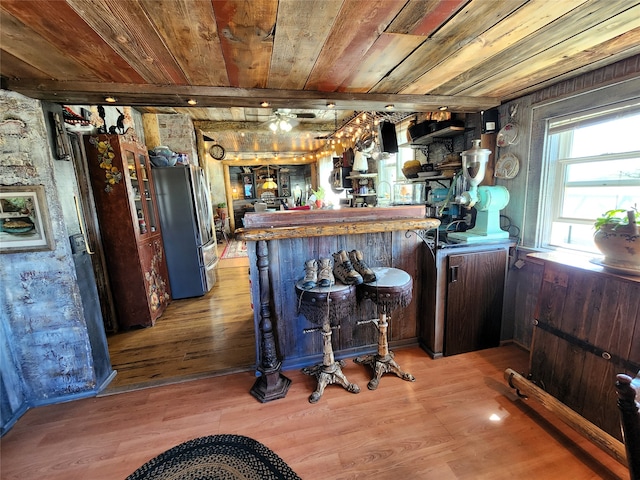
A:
[
  {"left": 445, "top": 249, "right": 506, "bottom": 356},
  {"left": 138, "top": 236, "right": 171, "bottom": 323}
]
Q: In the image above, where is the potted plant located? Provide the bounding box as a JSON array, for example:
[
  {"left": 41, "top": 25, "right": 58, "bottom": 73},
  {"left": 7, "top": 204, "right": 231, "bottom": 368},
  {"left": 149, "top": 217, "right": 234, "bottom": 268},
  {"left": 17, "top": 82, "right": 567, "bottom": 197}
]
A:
[
  {"left": 311, "top": 187, "right": 326, "bottom": 209},
  {"left": 593, "top": 208, "right": 639, "bottom": 274},
  {"left": 216, "top": 202, "right": 228, "bottom": 218}
]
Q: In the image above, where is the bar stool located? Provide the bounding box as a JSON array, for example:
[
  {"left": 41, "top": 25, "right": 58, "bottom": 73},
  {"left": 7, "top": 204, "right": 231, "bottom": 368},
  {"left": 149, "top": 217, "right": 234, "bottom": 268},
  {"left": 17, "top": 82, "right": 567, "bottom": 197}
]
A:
[
  {"left": 295, "top": 280, "right": 361, "bottom": 403},
  {"left": 354, "top": 267, "right": 415, "bottom": 390}
]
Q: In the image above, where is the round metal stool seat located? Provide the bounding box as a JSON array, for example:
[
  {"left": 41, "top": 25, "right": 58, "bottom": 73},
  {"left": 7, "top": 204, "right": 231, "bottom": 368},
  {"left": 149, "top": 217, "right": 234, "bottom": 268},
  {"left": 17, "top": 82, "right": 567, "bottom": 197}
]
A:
[
  {"left": 354, "top": 267, "right": 415, "bottom": 390},
  {"left": 358, "top": 267, "right": 412, "bottom": 313},
  {"left": 295, "top": 280, "right": 360, "bottom": 403},
  {"left": 295, "top": 280, "right": 357, "bottom": 325}
]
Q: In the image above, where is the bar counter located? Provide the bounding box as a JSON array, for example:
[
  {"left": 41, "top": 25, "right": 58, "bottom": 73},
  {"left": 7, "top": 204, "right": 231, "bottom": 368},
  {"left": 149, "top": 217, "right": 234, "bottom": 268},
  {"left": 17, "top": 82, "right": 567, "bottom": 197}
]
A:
[{"left": 234, "top": 206, "right": 439, "bottom": 401}]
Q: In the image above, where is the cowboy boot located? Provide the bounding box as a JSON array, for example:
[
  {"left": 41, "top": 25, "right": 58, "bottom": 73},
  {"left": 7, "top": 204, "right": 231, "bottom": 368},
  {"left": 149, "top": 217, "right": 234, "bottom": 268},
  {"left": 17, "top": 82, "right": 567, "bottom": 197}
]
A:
[
  {"left": 317, "top": 257, "right": 335, "bottom": 287},
  {"left": 302, "top": 259, "right": 318, "bottom": 289},
  {"left": 349, "top": 250, "right": 376, "bottom": 283},
  {"left": 332, "top": 250, "right": 363, "bottom": 285}
]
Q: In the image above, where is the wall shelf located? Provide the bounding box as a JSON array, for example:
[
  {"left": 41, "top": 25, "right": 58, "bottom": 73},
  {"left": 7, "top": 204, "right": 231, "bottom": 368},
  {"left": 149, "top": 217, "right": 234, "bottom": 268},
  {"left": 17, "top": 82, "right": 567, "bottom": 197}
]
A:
[
  {"left": 410, "top": 126, "right": 465, "bottom": 147},
  {"left": 345, "top": 173, "right": 377, "bottom": 179}
]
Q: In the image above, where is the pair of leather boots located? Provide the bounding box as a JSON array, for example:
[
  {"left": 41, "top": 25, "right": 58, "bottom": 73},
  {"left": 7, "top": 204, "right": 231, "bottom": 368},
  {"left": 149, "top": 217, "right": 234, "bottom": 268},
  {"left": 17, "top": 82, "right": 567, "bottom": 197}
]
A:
[{"left": 302, "top": 250, "right": 376, "bottom": 289}]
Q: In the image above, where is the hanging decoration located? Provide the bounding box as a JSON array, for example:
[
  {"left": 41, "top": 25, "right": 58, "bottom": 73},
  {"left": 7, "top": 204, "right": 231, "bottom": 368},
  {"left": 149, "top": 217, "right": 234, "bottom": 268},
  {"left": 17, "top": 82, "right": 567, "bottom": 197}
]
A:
[{"left": 89, "top": 136, "right": 122, "bottom": 192}]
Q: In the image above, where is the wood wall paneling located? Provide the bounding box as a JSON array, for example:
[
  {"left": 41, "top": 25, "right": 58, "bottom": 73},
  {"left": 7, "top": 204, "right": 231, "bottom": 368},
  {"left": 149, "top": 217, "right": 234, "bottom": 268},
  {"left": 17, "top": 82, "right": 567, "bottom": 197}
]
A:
[
  {"left": 247, "top": 229, "right": 421, "bottom": 371},
  {"left": 530, "top": 260, "right": 640, "bottom": 441}
]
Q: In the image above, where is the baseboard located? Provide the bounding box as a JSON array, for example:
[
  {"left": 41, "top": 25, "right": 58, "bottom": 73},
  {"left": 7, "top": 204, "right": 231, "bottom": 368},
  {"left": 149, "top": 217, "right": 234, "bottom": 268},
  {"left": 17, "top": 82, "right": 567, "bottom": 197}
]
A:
[{"left": 1, "top": 403, "right": 29, "bottom": 437}]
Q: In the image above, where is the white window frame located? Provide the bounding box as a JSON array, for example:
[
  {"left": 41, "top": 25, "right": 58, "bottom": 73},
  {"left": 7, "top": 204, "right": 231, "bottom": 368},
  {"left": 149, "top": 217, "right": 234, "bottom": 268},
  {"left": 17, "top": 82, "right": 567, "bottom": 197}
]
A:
[
  {"left": 522, "top": 78, "right": 640, "bottom": 249},
  {"left": 538, "top": 101, "right": 640, "bottom": 253}
]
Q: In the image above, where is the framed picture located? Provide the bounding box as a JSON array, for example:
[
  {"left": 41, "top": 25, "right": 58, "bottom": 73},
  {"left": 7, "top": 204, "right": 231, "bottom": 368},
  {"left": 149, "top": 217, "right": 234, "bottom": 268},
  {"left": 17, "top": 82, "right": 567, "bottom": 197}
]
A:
[
  {"left": 0, "top": 185, "right": 54, "bottom": 253},
  {"left": 240, "top": 173, "right": 255, "bottom": 198},
  {"left": 278, "top": 171, "right": 290, "bottom": 197}
]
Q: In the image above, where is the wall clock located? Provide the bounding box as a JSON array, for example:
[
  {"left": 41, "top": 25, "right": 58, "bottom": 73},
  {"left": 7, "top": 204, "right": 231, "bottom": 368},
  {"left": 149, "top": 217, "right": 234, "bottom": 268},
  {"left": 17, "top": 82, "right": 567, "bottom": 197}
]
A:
[{"left": 209, "top": 143, "right": 225, "bottom": 160}]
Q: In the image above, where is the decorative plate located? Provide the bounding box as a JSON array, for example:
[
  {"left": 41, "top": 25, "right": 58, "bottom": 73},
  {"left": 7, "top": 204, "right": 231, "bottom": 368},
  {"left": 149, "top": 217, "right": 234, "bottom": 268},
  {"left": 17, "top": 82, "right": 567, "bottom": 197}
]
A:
[
  {"left": 496, "top": 122, "right": 520, "bottom": 147},
  {"left": 494, "top": 152, "right": 520, "bottom": 179}
]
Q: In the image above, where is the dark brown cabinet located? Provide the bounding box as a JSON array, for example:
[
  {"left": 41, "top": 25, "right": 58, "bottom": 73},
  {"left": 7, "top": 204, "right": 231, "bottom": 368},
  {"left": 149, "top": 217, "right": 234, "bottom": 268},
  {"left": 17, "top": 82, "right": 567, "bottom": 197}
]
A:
[
  {"left": 444, "top": 249, "right": 507, "bottom": 356},
  {"left": 84, "top": 134, "right": 171, "bottom": 329},
  {"left": 420, "top": 244, "right": 509, "bottom": 357}
]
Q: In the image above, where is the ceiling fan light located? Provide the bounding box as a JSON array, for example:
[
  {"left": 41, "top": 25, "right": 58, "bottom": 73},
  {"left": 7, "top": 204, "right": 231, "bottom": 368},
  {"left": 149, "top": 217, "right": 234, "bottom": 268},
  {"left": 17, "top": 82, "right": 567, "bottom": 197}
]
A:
[
  {"left": 281, "top": 120, "right": 292, "bottom": 132},
  {"left": 269, "top": 121, "right": 278, "bottom": 132}
]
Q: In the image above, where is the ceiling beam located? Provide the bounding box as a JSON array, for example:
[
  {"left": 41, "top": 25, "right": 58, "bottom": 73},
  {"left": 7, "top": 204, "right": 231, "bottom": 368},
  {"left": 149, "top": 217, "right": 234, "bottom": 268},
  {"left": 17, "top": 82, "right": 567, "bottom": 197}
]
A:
[
  {"left": 193, "top": 120, "right": 337, "bottom": 133},
  {"left": 5, "top": 80, "right": 501, "bottom": 113}
]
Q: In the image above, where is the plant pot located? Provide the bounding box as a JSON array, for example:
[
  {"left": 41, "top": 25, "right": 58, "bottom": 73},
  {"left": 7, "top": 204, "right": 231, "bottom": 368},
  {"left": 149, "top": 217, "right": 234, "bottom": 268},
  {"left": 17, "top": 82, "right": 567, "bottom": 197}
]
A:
[{"left": 593, "top": 220, "right": 640, "bottom": 275}]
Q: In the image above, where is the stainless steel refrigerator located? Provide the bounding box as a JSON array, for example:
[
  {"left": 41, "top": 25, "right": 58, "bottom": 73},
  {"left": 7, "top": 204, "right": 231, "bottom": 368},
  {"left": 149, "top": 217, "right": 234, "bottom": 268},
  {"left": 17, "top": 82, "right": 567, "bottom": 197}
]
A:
[{"left": 153, "top": 164, "right": 218, "bottom": 299}]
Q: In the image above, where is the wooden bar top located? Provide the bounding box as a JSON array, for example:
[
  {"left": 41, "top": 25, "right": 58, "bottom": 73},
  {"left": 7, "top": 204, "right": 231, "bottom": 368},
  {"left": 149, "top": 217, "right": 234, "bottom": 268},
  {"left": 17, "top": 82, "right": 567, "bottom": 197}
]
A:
[
  {"left": 241, "top": 205, "right": 426, "bottom": 228},
  {"left": 527, "top": 251, "right": 640, "bottom": 284},
  {"left": 235, "top": 205, "right": 440, "bottom": 242}
]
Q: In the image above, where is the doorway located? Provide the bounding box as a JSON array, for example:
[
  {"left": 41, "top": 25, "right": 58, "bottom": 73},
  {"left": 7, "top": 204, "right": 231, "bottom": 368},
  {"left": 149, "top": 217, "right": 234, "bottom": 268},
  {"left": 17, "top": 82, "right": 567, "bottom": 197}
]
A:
[
  {"left": 101, "top": 242, "right": 255, "bottom": 394},
  {"left": 59, "top": 118, "right": 255, "bottom": 393}
]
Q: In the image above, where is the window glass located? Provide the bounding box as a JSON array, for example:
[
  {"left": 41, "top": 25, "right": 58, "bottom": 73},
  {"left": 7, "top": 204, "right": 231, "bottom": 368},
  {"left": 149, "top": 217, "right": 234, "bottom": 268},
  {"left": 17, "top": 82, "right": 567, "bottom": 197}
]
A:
[
  {"left": 377, "top": 147, "right": 412, "bottom": 205},
  {"left": 570, "top": 112, "right": 640, "bottom": 157},
  {"left": 543, "top": 105, "right": 640, "bottom": 253}
]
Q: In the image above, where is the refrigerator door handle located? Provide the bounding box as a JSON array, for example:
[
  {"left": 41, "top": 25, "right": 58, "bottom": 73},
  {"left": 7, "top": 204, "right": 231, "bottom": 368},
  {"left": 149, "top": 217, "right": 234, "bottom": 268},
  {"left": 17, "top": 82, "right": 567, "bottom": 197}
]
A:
[{"left": 73, "top": 194, "right": 95, "bottom": 254}]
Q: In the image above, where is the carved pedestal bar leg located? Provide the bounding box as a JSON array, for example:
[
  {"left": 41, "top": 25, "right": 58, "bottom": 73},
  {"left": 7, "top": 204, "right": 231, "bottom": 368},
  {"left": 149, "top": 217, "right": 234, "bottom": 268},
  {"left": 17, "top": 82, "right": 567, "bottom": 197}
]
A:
[
  {"left": 354, "top": 312, "right": 415, "bottom": 390},
  {"left": 250, "top": 240, "right": 291, "bottom": 403},
  {"left": 302, "top": 322, "right": 360, "bottom": 403},
  {"left": 354, "top": 267, "right": 415, "bottom": 390},
  {"left": 296, "top": 281, "right": 360, "bottom": 403}
]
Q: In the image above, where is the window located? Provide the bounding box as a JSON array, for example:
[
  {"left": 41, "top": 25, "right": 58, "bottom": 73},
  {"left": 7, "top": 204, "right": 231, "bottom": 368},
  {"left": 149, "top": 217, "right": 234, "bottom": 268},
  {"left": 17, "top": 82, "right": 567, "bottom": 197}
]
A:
[
  {"left": 541, "top": 102, "right": 640, "bottom": 253},
  {"left": 375, "top": 147, "right": 413, "bottom": 203}
]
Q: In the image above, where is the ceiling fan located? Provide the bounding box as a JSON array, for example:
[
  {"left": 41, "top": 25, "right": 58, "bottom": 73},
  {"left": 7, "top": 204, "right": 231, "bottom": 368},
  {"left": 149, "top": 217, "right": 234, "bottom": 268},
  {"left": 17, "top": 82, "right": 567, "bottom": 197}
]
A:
[{"left": 266, "top": 109, "right": 316, "bottom": 133}]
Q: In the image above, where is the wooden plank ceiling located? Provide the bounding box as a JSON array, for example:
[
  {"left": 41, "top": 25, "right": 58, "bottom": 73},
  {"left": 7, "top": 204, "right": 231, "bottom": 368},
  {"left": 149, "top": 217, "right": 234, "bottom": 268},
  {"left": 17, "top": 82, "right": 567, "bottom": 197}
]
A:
[{"left": 2, "top": 0, "right": 640, "bottom": 160}]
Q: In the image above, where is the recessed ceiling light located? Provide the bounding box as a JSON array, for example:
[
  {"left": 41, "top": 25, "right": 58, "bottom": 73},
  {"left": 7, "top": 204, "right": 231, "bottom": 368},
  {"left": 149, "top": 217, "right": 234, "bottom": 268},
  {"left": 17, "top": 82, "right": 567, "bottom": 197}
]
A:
[
  {"left": 327, "top": 102, "right": 335, "bottom": 109},
  {"left": 385, "top": 104, "right": 394, "bottom": 110},
  {"left": 261, "top": 101, "right": 270, "bottom": 107},
  {"left": 105, "top": 96, "right": 117, "bottom": 103},
  {"left": 187, "top": 99, "right": 197, "bottom": 105},
  {"left": 439, "top": 106, "right": 448, "bottom": 111}
]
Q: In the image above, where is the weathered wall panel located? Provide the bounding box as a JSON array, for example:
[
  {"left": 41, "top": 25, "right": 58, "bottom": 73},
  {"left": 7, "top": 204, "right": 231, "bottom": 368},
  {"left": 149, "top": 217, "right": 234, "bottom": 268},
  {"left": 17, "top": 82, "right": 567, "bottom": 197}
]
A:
[{"left": 0, "top": 90, "right": 96, "bottom": 434}]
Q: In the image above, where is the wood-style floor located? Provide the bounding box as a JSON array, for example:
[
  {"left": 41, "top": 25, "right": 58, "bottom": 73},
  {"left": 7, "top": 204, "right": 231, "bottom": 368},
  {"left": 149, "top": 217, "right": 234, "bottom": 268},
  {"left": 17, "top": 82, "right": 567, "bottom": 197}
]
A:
[
  {"left": 2, "top": 344, "right": 629, "bottom": 479},
  {"left": 103, "top": 243, "right": 254, "bottom": 394},
  {"left": 1, "top": 240, "right": 630, "bottom": 479}
]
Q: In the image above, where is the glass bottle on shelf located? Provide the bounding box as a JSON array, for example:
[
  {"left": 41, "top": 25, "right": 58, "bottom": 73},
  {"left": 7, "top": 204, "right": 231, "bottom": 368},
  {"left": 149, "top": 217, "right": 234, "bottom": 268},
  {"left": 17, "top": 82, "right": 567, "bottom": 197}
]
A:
[
  {"left": 125, "top": 151, "right": 146, "bottom": 235},
  {"left": 138, "top": 153, "right": 158, "bottom": 233}
]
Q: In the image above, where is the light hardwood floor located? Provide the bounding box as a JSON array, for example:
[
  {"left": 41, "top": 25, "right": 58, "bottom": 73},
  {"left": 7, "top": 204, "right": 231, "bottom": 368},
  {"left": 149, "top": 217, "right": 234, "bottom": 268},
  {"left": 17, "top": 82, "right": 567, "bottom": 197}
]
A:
[
  {"left": 2, "top": 344, "right": 629, "bottom": 479},
  {"left": 103, "top": 243, "right": 254, "bottom": 394},
  {"left": 1, "top": 241, "right": 630, "bottom": 479}
]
